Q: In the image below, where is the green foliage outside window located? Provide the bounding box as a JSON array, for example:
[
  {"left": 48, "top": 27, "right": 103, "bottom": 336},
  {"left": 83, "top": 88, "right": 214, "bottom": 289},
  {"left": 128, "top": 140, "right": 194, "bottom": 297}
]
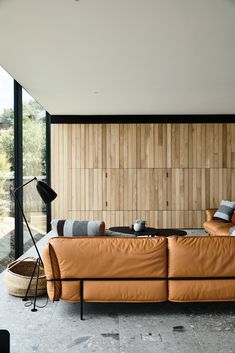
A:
[
  {"left": 0, "top": 99, "right": 46, "bottom": 215},
  {"left": 0, "top": 100, "right": 46, "bottom": 175}
]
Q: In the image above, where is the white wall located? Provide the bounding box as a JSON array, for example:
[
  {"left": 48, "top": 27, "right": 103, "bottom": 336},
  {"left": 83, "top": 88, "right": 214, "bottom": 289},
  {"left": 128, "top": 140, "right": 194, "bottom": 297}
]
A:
[{"left": 0, "top": 0, "right": 235, "bottom": 115}]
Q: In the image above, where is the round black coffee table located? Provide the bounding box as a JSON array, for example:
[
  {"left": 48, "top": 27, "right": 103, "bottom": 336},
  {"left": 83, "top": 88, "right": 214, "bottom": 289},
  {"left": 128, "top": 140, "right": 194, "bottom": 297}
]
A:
[{"left": 109, "top": 226, "right": 187, "bottom": 237}]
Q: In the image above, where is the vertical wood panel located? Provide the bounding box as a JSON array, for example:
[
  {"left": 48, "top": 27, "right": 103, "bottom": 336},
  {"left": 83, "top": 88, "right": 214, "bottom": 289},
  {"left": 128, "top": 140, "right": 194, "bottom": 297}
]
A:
[
  {"left": 188, "top": 124, "right": 193, "bottom": 168},
  {"left": 166, "top": 124, "right": 171, "bottom": 168},
  {"left": 52, "top": 123, "right": 235, "bottom": 229},
  {"left": 232, "top": 124, "right": 235, "bottom": 168}
]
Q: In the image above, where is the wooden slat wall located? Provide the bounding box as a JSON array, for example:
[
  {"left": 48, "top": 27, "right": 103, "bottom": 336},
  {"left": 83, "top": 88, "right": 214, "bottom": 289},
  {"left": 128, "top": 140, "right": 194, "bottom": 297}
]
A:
[{"left": 51, "top": 123, "right": 235, "bottom": 228}]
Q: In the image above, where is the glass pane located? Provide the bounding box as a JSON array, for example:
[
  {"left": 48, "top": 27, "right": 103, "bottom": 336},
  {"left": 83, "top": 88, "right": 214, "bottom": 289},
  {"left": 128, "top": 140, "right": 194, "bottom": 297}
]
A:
[
  {"left": 22, "top": 90, "right": 46, "bottom": 251},
  {"left": 0, "top": 66, "right": 14, "bottom": 272}
]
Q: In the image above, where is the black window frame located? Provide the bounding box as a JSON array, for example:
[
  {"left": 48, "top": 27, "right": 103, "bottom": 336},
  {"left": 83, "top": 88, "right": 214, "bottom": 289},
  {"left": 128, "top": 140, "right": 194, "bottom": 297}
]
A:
[{"left": 14, "top": 80, "right": 51, "bottom": 259}]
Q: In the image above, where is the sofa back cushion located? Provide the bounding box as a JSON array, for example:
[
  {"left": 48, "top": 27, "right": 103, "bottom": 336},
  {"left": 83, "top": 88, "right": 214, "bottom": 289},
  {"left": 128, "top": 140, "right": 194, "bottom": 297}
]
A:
[
  {"left": 168, "top": 236, "right": 235, "bottom": 278},
  {"left": 45, "top": 236, "right": 167, "bottom": 279}
]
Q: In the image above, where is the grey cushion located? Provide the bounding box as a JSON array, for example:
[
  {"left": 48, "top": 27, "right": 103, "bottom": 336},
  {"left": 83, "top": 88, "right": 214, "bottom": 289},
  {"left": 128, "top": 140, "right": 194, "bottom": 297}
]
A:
[
  {"left": 213, "top": 200, "right": 235, "bottom": 222},
  {"left": 51, "top": 219, "right": 105, "bottom": 236}
]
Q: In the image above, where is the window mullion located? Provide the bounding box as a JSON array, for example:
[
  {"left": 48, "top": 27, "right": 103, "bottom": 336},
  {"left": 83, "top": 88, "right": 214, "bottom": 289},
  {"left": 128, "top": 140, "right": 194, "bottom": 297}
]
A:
[{"left": 14, "top": 80, "right": 23, "bottom": 258}]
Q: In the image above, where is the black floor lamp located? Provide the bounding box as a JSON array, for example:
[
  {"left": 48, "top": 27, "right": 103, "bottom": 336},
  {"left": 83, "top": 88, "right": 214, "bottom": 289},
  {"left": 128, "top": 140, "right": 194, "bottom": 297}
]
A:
[{"left": 13, "top": 177, "right": 57, "bottom": 311}]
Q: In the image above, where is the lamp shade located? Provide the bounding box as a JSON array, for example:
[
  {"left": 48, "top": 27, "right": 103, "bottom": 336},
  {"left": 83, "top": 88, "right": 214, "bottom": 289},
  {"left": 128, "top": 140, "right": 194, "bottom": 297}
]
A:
[{"left": 36, "top": 180, "right": 57, "bottom": 204}]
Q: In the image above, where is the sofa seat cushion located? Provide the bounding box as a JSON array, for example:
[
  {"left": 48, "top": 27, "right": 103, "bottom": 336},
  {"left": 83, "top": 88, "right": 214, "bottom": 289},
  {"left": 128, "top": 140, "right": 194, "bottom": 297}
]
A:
[
  {"left": 168, "top": 236, "right": 235, "bottom": 302},
  {"left": 83, "top": 280, "right": 167, "bottom": 302},
  {"left": 203, "top": 220, "right": 232, "bottom": 236},
  {"left": 168, "top": 280, "right": 235, "bottom": 302}
]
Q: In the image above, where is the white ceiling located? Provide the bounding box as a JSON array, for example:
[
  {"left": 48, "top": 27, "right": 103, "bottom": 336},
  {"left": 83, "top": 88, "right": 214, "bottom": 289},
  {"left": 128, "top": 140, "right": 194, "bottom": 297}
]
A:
[{"left": 0, "top": 0, "right": 235, "bottom": 115}]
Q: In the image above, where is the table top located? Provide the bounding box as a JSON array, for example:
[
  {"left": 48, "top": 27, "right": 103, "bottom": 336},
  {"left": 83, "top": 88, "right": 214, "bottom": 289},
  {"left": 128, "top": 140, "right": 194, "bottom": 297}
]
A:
[{"left": 109, "top": 226, "right": 187, "bottom": 237}]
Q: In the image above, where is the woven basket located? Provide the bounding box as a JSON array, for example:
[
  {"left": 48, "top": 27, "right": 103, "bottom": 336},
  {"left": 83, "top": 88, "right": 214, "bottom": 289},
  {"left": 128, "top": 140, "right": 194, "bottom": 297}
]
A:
[{"left": 4, "top": 257, "right": 47, "bottom": 297}]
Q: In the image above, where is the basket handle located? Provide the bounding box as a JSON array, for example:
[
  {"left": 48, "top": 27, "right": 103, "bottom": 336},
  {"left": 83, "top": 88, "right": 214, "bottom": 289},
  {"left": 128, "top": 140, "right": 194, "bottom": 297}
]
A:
[{"left": 7, "top": 257, "right": 36, "bottom": 271}]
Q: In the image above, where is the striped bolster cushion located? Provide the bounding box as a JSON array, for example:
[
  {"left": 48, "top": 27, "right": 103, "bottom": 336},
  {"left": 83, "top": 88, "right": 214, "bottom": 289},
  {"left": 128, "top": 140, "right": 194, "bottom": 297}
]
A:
[
  {"left": 51, "top": 220, "right": 105, "bottom": 236},
  {"left": 213, "top": 200, "right": 235, "bottom": 222}
]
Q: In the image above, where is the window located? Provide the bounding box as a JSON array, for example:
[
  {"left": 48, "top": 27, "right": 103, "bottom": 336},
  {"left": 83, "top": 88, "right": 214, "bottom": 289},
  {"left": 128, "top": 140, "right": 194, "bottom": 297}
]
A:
[
  {"left": 22, "top": 90, "right": 47, "bottom": 251},
  {"left": 0, "top": 67, "right": 14, "bottom": 272},
  {"left": 0, "top": 66, "right": 49, "bottom": 272}
]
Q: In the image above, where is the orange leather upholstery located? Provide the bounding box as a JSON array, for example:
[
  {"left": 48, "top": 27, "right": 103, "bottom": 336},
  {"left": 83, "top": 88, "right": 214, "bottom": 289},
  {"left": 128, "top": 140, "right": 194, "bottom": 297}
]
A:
[
  {"left": 43, "top": 235, "right": 235, "bottom": 305},
  {"left": 168, "top": 236, "right": 235, "bottom": 301},
  {"left": 167, "top": 280, "right": 235, "bottom": 302},
  {"left": 205, "top": 208, "right": 217, "bottom": 221},
  {"left": 203, "top": 208, "right": 233, "bottom": 236},
  {"left": 43, "top": 236, "right": 167, "bottom": 302},
  {"left": 84, "top": 281, "right": 167, "bottom": 302},
  {"left": 43, "top": 243, "right": 61, "bottom": 301}
]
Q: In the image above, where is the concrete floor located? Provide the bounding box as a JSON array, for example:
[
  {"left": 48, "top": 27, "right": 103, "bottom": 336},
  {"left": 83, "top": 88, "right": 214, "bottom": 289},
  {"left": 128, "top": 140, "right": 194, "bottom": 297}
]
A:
[{"left": 2, "top": 229, "right": 235, "bottom": 353}]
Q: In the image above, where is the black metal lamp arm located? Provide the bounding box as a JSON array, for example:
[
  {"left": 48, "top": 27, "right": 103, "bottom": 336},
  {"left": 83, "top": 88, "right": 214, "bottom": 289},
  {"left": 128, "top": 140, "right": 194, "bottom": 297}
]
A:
[{"left": 13, "top": 177, "right": 37, "bottom": 194}]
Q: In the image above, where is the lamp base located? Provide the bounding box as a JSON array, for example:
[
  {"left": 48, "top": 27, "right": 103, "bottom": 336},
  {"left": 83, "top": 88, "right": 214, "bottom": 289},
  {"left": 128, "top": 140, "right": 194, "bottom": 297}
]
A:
[{"left": 23, "top": 257, "right": 44, "bottom": 312}]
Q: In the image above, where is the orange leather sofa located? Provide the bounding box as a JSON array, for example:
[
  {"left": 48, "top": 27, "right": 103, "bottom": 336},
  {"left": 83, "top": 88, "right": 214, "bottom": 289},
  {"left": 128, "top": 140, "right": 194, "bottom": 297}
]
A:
[
  {"left": 203, "top": 208, "right": 233, "bottom": 235},
  {"left": 43, "top": 236, "right": 235, "bottom": 319}
]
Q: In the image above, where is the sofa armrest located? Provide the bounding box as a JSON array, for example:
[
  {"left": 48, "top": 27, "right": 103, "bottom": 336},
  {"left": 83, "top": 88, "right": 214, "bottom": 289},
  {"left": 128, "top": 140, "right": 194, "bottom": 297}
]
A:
[
  {"left": 205, "top": 208, "right": 217, "bottom": 221},
  {"left": 43, "top": 242, "right": 61, "bottom": 301}
]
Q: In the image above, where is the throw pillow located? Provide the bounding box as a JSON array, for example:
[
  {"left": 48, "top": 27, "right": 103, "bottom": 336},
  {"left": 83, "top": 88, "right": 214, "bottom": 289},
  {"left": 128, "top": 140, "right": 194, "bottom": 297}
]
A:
[
  {"left": 213, "top": 200, "right": 235, "bottom": 222},
  {"left": 231, "top": 211, "right": 235, "bottom": 225},
  {"left": 51, "top": 219, "right": 105, "bottom": 236}
]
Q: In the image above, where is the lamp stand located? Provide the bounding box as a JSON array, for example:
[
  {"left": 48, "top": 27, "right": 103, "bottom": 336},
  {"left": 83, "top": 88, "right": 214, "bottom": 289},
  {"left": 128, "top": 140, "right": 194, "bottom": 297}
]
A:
[
  {"left": 13, "top": 178, "right": 43, "bottom": 312},
  {"left": 22, "top": 257, "right": 41, "bottom": 312},
  {"left": 12, "top": 177, "right": 57, "bottom": 312}
]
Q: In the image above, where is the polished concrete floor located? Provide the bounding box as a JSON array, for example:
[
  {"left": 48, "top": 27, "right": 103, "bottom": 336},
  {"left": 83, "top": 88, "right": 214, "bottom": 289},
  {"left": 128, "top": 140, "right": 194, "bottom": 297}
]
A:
[
  {"left": 1, "top": 290, "right": 235, "bottom": 353},
  {"left": 2, "top": 229, "right": 235, "bottom": 353}
]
